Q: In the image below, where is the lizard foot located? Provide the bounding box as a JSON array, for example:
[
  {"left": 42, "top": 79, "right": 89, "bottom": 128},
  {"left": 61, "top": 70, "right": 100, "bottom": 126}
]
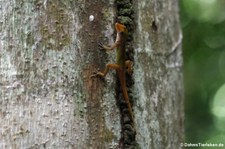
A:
[
  {"left": 90, "top": 70, "right": 100, "bottom": 78},
  {"left": 98, "top": 42, "right": 104, "bottom": 50}
]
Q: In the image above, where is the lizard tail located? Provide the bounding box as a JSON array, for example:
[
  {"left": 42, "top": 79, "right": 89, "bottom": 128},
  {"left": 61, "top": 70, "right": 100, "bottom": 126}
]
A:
[{"left": 118, "top": 71, "right": 133, "bottom": 120}]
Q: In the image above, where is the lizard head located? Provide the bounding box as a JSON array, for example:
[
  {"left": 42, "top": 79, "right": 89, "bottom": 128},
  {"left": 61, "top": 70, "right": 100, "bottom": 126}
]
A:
[{"left": 115, "top": 23, "right": 128, "bottom": 33}]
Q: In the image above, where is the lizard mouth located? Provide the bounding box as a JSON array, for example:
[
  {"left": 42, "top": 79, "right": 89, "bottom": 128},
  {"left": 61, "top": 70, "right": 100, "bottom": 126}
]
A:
[{"left": 115, "top": 23, "right": 126, "bottom": 33}]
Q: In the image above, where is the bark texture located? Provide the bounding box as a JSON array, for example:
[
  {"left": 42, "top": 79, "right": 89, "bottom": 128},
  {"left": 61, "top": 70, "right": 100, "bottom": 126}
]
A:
[
  {"left": 134, "top": 0, "right": 183, "bottom": 148},
  {"left": 0, "top": 0, "right": 183, "bottom": 149}
]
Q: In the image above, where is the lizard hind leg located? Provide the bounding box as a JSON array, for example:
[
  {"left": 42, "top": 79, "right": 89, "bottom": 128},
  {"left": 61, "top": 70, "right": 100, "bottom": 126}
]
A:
[
  {"left": 91, "top": 63, "right": 120, "bottom": 78},
  {"left": 125, "top": 60, "right": 133, "bottom": 75}
]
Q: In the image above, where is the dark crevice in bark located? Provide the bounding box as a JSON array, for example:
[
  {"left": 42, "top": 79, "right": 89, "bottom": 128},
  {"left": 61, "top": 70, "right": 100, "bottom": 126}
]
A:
[{"left": 115, "top": 0, "right": 137, "bottom": 148}]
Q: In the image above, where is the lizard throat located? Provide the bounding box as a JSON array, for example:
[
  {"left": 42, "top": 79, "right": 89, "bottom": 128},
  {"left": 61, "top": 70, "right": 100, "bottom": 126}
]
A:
[{"left": 115, "top": 33, "right": 121, "bottom": 44}]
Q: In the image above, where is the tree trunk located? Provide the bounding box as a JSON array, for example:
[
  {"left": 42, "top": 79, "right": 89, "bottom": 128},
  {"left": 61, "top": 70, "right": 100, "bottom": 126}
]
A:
[{"left": 0, "top": 0, "right": 183, "bottom": 149}]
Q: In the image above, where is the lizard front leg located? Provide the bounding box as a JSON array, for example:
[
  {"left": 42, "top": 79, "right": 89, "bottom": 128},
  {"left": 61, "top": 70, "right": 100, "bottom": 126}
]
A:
[{"left": 98, "top": 42, "right": 118, "bottom": 51}]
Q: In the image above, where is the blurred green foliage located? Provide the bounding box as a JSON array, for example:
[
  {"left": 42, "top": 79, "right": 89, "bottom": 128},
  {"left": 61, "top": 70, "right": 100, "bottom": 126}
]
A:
[{"left": 180, "top": 0, "right": 225, "bottom": 146}]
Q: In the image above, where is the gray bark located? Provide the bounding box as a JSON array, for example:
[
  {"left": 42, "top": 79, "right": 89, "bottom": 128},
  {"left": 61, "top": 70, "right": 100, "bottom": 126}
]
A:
[
  {"left": 0, "top": 0, "right": 183, "bottom": 149},
  {"left": 134, "top": 0, "right": 183, "bottom": 148}
]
